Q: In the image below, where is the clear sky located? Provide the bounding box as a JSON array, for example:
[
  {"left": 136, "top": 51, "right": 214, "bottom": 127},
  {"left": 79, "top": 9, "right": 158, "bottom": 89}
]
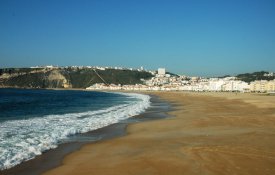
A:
[{"left": 0, "top": 0, "right": 274, "bottom": 76}]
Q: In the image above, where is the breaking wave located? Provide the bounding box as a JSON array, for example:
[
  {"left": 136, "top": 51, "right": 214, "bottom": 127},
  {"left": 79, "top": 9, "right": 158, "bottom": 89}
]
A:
[{"left": 0, "top": 92, "right": 150, "bottom": 170}]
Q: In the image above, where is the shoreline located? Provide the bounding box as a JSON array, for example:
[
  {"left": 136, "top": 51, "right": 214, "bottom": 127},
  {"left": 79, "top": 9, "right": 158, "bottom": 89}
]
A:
[
  {"left": 44, "top": 91, "right": 275, "bottom": 175},
  {"left": 2, "top": 89, "right": 275, "bottom": 175},
  {"left": 1, "top": 93, "right": 172, "bottom": 175}
]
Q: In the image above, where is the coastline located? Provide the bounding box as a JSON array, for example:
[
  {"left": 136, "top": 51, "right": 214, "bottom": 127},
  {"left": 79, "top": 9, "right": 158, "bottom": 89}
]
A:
[
  {"left": 44, "top": 91, "right": 275, "bottom": 175},
  {"left": 1, "top": 93, "right": 171, "bottom": 175}
]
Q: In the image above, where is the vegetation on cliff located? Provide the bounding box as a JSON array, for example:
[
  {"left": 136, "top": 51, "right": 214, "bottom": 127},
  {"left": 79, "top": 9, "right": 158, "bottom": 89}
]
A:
[
  {"left": 236, "top": 71, "right": 275, "bottom": 82},
  {"left": 0, "top": 67, "right": 153, "bottom": 89}
]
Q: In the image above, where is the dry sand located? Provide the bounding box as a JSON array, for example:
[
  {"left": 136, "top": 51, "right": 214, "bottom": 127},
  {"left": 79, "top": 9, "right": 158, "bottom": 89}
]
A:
[{"left": 44, "top": 92, "right": 275, "bottom": 175}]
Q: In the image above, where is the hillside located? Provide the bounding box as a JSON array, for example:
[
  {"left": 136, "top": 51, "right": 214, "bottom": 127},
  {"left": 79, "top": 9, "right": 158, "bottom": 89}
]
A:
[
  {"left": 236, "top": 71, "right": 275, "bottom": 83},
  {"left": 0, "top": 67, "right": 153, "bottom": 89}
]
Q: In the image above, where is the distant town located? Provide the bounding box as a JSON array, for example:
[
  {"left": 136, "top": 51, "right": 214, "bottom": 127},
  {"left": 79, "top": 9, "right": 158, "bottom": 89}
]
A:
[{"left": 84, "top": 67, "right": 275, "bottom": 93}]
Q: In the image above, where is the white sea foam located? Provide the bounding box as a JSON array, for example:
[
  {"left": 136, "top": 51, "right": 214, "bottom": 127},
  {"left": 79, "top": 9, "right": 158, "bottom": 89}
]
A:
[{"left": 0, "top": 92, "right": 150, "bottom": 170}]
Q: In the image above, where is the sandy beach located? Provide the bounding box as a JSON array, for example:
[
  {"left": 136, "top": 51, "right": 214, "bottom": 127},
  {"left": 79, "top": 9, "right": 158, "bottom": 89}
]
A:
[{"left": 44, "top": 92, "right": 275, "bottom": 175}]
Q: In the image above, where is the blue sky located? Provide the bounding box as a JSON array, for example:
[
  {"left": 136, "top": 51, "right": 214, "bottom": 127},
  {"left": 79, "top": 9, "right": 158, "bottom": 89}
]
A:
[{"left": 0, "top": 0, "right": 274, "bottom": 76}]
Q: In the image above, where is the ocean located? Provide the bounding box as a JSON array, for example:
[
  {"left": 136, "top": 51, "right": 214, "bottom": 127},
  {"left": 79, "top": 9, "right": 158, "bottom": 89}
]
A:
[{"left": 0, "top": 88, "right": 150, "bottom": 170}]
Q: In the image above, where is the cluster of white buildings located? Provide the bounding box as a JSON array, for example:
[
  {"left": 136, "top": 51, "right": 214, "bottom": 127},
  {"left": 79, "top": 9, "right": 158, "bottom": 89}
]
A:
[
  {"left": 189, "top": 77, "right": 251, "bottom": 92},
  {"left": 86, "top": 68, "right": 275, "bottom": 93},
  {"left": 86, "top": 77, "right": 251, "bottom": 92}
]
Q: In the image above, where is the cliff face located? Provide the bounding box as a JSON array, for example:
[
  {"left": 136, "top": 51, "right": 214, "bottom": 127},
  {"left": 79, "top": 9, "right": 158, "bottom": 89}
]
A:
[
  {"left": 0, "top": 68, "right": 153, "bottom": 89},
  {"left": 47, "top": 70, "right": 71, "bottom": 88}
]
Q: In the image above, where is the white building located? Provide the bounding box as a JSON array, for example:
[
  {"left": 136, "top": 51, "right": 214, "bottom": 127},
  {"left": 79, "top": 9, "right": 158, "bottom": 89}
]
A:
[
  {"left": 208, "top": 79, "right": 225, "bottom": 91},
  {"left": 223, "top": 81, "right": 249, "bottom": 92},
  {"left": 158, "top": 68, "right": 166, "bottom": 75},
  {"left": 264, "top": 72, "right": 274, "bottom": 77},
  {"left": 250, "top": 80, "right": 267, "bottom": 92}
]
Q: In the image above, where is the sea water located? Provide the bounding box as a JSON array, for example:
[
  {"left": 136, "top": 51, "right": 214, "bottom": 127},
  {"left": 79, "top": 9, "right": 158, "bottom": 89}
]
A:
[{"left": 0, "top": 88, "right": 150, "bottom": 170}]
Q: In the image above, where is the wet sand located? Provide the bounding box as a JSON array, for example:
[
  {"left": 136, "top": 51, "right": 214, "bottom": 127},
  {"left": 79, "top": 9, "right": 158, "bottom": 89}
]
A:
[{"left": 44, "top": 91, "right": 275, "bottom": 175}]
